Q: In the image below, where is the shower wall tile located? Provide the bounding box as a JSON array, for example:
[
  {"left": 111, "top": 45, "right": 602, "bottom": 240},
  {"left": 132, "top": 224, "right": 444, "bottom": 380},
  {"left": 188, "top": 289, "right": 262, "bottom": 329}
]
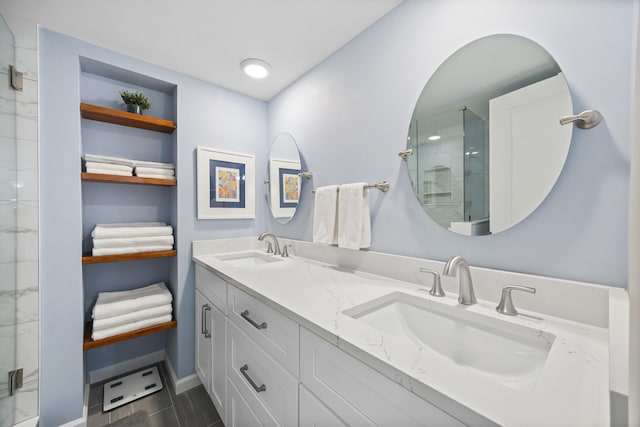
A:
[
  {"left": 15, "top": 78, "right": 37, "bottom": 142},
  {"left": 0, "top": 200, "right": 16, "bottom": 263},
  {"left": 4, "top": 14, "right": 37, "bottom": 82},
  {"left": 0, "top": 136, "right": 16, "bottom": 174},
  {"left": 0, "top": 320, "right": 39, "bottom": 426},
  {"left": 16, "top": 201, "right": 38, "bottom": 262},
  {"left": 16, "top": 139, "right": 37, "bottom": 202},
  {"left": 0, "top": 262, "right": 37, "bottom": 327}
]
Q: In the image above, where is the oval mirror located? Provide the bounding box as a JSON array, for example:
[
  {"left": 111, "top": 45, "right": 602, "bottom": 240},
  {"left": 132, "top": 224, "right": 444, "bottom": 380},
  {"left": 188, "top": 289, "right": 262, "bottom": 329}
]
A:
[
  {"left": 267, "top": 133, "right": 302, "bottom": 224},
  {"left": 407, "top": 34, "right": 573, "bottom": 236}
]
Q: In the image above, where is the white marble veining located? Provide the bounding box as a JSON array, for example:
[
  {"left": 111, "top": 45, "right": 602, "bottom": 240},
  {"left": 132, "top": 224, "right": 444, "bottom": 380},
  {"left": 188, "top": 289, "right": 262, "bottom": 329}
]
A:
[
  {"left": 0, "top": 320, "right": 39, "bottom": 427},
  {"left": 194, "top": 237, "right": 615, "bottom": 426},
  {"left": 1, "top": 14, "right": 38, "bottom": 83},
  {"left": 0, "top": 261, "right": 38, "bottom": 327}
]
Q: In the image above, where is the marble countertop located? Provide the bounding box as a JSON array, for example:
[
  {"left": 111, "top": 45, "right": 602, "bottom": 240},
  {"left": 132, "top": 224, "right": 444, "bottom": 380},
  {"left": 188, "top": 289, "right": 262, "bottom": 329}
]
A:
[{"left": 193, "top": 237, "right": 611, "bottom": 426}]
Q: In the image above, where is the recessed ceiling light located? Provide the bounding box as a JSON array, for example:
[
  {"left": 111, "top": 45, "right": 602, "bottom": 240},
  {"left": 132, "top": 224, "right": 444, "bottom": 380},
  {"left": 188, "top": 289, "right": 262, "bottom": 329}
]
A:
[
  {"left": 428, "top": 134, "right": 441, "bottom": 141},
  {"left": 241, "top": 58, "right": 271, "bottom": 79}
]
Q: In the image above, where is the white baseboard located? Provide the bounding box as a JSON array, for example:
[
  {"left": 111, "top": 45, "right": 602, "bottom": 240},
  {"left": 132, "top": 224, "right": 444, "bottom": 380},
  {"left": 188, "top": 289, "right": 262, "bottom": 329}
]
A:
[
  {"left": 88, "top": 350, "right": 165, "bottom": 384},
  {"left": 165, "top": 352, "right": 201, "bottom": 395}
]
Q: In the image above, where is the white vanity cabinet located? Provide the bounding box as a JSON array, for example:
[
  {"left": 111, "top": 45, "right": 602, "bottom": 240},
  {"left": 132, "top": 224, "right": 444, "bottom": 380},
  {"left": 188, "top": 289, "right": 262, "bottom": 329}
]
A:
[
  {"left": 300, "top": 328, "right": 466, "bottom": 427},
  {"left": 226, "top": 285, "right": 300, "bottom": 427},
  {"left": 195, "top": 266, "right": 228, "bottom": 424}
]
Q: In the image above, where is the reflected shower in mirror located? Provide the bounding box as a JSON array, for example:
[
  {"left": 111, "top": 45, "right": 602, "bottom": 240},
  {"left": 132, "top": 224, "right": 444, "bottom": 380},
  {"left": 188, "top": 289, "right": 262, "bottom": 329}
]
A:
[
  {"left": 267, "top": 133, "right": 302, "bottom": 224},
  {"left": 406, "top": 34, "right": 573, "bottom": 236}
]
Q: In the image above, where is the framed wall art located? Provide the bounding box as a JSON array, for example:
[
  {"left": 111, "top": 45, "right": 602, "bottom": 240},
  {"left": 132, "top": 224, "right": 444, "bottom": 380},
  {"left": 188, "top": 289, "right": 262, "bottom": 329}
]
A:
[
  {"left": 197, "top": 146, "right": 255, "bottom": 219},
  {"left": 268, "top": 158, "right": 300, "bottom": 220}
]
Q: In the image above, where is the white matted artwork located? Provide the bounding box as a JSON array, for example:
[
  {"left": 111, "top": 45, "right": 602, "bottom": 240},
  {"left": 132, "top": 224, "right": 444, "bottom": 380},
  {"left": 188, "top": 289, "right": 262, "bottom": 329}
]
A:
[
  {"left": 269, "top": 158, "right": 300, "bottom": 220},
  {"left": 197, "top": 146, "right": 255, "bottom": 219}
]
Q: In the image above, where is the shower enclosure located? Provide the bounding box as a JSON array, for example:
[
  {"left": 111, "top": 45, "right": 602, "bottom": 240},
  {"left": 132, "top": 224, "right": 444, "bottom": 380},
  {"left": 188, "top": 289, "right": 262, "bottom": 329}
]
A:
[
  {"left": 0, "top": 15, "right": 38, "bottom": 427},
  {"left": 408, "top": 107, "right": 489, "bottom": 232}
]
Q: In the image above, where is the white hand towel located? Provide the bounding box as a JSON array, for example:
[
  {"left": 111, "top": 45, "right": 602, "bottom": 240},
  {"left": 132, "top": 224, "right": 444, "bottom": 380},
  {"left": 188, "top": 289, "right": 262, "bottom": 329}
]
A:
[
  {"left": 92, "top": 245, "right": 173, "bottom": 256},
  {"left": 85, "top": 167, "right": 133, "bottom": 177},
  {"left": 85, "top": 162, "right": 134, "bottom": 174},
  {"left": 134, "top": 160, "right": 175, "bottom": 170},
  {"left": 91, "top": 314, "right": 173, "bottom": 341},
  {"left": 135, "top": 167, "right": 175, "bottom": 176},
  {"left": 135, "top": 174, "right": 177, "bottom": 180},
  {"left": 92, "top": 304, "right": 173, "bottom": 331},
  {"left": 92, "top": 282, "right": 173, "bottom": 319},
  {"left": 84, "top": 154, "right": 136, "bottom": 167},
  {"left": 91, "top": 224, "right": 173, "bottom": 239},
  {"left": 338, "top": 183, "right": 371, "bottom": 250},
  {"left": 313, "top": 185, "right": 339, "bottom": 245},
  {"left": 92, "top": 235, "right": 174, "bottom": 249}
]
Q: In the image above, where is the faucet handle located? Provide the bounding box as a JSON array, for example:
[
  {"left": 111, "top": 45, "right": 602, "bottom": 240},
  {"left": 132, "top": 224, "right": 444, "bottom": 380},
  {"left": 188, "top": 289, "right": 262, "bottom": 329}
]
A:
[
  {"left": 496, "top": 285, "right": 536, "bottom": 316},
  {"left": 281, "top": 244, "right": 291, "bottom": 258},
  {"left": 418, "top": 268, "right": 445, "bottom": 297},
  {"left": 265, "top": 241, "right": 273, "bottom": 254}
]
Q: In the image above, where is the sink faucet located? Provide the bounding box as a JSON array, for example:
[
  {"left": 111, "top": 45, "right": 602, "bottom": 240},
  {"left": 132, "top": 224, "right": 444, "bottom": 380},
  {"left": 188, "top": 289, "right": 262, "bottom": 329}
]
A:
[
  {"left": 258, "top": 232, "right": 281, "bottom": 255},
  {"left": 442, "top": 256, "right": 477, "bottom": 305}
]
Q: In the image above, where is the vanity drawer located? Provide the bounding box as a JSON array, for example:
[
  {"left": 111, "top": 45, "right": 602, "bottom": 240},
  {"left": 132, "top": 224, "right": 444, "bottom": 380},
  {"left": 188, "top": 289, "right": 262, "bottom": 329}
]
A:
[
  {"left": 228, "top": 285, "right": 299, "bottom": 376},
  {"left": 300, "top": 328, "right": 466, "bottom": 427},
  {"left": 227, "top": 321, "right": 298, "bottom": 427},
  {"left": 196, "top": 264, "right": 227, "bottom": 314}
]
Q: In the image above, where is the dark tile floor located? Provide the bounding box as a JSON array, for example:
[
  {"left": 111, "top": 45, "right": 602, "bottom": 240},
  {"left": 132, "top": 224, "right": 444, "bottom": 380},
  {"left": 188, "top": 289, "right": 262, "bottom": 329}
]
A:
[{"left": 87, "top": 362, "right": 222, "bottom": 427}]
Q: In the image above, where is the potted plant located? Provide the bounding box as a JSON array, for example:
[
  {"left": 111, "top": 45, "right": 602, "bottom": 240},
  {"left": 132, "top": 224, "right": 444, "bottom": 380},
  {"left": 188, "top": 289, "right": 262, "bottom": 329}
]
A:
[{"left": 120, "top": 90, "right": 151, "bottom": 115}]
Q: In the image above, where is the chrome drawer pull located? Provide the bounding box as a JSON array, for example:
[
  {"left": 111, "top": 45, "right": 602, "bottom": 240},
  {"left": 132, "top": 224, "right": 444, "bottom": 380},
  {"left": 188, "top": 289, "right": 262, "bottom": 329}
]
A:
[
  {"left": 241, "top": 310, "right": 267, "bottom": 330},
  {"left": 203, "top": 305, "right": 211, "bottom": 338},
  {"left": 240, "top": 364, "right": 266, "bottom": 393}
]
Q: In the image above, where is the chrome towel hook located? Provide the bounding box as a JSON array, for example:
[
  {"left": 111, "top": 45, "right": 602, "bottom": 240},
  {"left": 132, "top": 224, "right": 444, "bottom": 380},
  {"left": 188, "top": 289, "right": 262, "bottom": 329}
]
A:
[{"left": 559, "top": 109, "right": 602, "bottom": 129}]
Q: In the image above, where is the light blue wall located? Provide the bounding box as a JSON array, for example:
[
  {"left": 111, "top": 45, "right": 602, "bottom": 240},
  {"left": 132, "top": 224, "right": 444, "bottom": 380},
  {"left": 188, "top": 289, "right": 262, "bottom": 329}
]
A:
[
  {"left": 39, "top": 28, "right": 267, "bottom": 426},
  {"left": 267, "top": 0, "right": 633, "bottom": 287}
]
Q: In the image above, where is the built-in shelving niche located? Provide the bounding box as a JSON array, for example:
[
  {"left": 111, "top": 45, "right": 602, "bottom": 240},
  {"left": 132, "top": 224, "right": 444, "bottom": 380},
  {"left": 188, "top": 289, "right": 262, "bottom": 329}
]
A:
[{"left": 79, "top": 57, "right": 178, "bottom": 372}]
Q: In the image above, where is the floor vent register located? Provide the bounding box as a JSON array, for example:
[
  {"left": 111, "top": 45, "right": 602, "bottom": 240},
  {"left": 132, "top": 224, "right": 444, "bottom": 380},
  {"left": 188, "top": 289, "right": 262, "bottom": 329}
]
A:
[{"left": 103, "top": 366, "right": 163, "bottom": 411}]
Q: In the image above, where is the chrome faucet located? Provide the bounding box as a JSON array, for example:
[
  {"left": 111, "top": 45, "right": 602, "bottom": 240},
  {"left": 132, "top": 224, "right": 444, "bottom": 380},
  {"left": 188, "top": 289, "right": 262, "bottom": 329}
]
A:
[
  {"left": 442, "top": 256, "right": 477, "bottom": 305},
  {"left": 258, "top": 232, "right": 281, "bottom": 255}
]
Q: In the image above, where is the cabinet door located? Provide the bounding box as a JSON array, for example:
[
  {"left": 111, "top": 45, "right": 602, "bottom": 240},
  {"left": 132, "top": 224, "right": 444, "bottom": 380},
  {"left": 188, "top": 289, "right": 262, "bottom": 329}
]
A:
[
  {"left": 227, "top": 378, "right": 270, "bottom": 427},
  {"left": 195, "top": 289, "right": 212, "bottom": 395},
  {"left": 210, "top": 304, "right": 227, "bottom": 424},
  {"left": 300, "top": 385, "right": 348, "bottom": 427}
]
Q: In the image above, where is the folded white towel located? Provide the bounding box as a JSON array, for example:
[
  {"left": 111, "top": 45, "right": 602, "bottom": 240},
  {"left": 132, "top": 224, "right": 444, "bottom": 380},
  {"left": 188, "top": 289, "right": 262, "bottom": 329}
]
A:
[
  {"left": 84, "top": 154, "right": 136, "bottom": 168},
  {"left": 91, "top": 224, "right": 173, "bottom": 239},
  {"left": 338, "top": 183, "right": 371, "bottom": 250},
  {"left": 85, "top": 162, "right": 134, "bottom": 174},
  {"left": 135, "top": 167, "right": 175, "bottom": 177},
  {"left": 92, "top": 235, "right": 174, "bottom": 249},
  {"left": 313, "top": 185, "right": 339, "bottom": 245},
  {"left": 92, "top": 304, "right": 173, "bottom": 331},
  {"left": 92, "top": 245, "right": 173, "bottom": 256},
  {"left": 134, "top": 160, "right": 175, "bottom": 170},
  {"left": 95, "top": 222, "right": 167, "bottom": 228},
  {"left": 135, "top": 174, "right": 177, "bottom": 180},
  {"left": 85, "top": 168, "right": 132, "bottom": 177},
  {"left": 91, "top": 314, "right": 173, "bottom": 340},
  {"left": 92, "top": 282, "right": 173, "bottom": 319}
]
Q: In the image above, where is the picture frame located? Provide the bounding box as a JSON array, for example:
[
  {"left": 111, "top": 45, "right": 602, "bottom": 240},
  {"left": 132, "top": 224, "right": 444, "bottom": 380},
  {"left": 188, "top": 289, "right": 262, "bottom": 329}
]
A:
[{"left": 197, "top": 146, "right": 255, "bottom": 219}]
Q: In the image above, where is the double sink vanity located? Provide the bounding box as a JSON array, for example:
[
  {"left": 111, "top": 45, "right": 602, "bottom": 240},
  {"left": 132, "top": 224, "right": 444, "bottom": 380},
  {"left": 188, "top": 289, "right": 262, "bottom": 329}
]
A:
[{"left": 193, "top": 236, "right": 625, "bottom": 426}]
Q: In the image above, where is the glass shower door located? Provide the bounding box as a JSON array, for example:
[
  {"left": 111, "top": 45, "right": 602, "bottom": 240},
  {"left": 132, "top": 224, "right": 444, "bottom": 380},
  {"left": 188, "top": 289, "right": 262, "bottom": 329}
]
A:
[{"left": 0, "top": 14, "right": 19, "bottom": 427}]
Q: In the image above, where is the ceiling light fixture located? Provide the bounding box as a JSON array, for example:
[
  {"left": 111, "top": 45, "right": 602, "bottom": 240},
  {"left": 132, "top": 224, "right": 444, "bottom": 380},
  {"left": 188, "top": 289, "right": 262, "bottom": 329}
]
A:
[
  {"left": 241, "top": 58, "right": 271, "bottom": 79},
  {"left": 428, "top": 134, "right": 441, "bottom": 141}
]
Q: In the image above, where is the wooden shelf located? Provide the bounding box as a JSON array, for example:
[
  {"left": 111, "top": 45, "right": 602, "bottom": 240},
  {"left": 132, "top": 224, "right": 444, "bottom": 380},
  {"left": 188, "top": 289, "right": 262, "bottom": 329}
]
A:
[
  {"left": 81, "top": 172, "right": 176, "bottom": 186},
  {"left": 83, "top": 320, "right": 177, "bottom": 351},
  {"left": 80, "top": 103, "right": 176, "bottom": 134},
  {"left": 82, "top": 250, "right": 177, "bottom": 264}
]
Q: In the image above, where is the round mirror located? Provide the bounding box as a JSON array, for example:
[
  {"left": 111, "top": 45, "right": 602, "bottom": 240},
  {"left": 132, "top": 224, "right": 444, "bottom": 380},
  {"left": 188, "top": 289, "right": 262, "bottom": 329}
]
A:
[
  {"left": 267, "top": 133, "right": 302, "bottom": 224},
  {"left": 407, "top": 34, "right": 573, "bottom": 236}
]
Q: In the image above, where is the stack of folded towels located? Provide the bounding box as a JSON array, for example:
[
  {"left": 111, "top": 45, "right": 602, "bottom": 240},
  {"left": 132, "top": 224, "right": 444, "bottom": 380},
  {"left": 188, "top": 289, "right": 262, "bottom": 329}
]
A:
[
  {"left": 85, "top": 154, "right": 135, "bottom": 176},
  {"left": 91, "top": 222, "right": 174, "bottom": 256},
  {"left": 84, "top": 154, "right": 176, "bottom": 181},
  {"left": 134, "top": 160, "right": 175, "bottom": 180},
  {"left": 91, "top": 282, "right": 173, "bottom": 340}
]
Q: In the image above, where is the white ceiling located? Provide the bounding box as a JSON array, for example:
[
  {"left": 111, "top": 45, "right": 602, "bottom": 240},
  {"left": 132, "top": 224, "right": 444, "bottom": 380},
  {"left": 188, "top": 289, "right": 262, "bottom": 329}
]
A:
[{"left": 1, "top": 0, "right": 404, "bottom": 100}]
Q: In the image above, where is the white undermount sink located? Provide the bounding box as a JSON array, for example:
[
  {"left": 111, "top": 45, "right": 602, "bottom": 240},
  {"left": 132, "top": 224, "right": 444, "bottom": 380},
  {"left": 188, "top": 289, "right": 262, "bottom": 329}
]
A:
[
  {"left": 215, "top": 251, "right": 283, "bottom": 267},
  {"left": 343, "top": 292, "right": 555, "bottom": 392}
]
